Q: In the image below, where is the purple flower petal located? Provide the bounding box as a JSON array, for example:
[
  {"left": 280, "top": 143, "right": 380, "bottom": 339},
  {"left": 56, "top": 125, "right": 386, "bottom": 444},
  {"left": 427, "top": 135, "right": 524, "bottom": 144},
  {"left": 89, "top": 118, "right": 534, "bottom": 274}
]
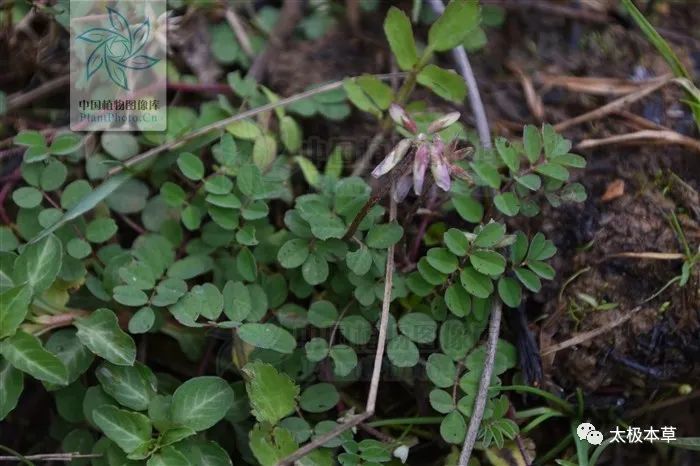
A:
[
  {"left": 393, "top": 174, "right": 412, "bottom": 202},
  {"left": 388, "top": 103, "right": 417, "bottom": 133},
  {"left": 430, "top": 139, "right": 451, "bottom": 191},
  {"left": 427, "top": 112, "right": 461, "bottom": 134},
  {"left": 371, "top": 138, "right": 412, "bottom": 178},
  {"left": 413, "top": 143, "right": 429, "bottom": 195}
]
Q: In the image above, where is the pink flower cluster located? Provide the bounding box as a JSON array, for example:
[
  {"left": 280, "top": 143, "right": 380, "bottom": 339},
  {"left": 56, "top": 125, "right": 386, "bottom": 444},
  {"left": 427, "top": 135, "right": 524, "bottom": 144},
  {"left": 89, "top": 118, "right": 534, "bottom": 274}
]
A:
[{"left": 372, "top": 104, "right": 461, "bottom": 201}]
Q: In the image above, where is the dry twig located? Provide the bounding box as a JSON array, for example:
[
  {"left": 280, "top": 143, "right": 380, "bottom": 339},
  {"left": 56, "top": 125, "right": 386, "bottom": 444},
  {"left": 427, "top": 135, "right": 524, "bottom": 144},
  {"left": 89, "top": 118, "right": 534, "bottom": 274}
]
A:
[
  {"left": 507, "top": 61, "right": 544, "bottom": 123},
  {"left": 224, "top": 8, "right": 254, "bottom": 58},
  {"left": 539, "top": 74, "right": 667, "bottom": 96},
  {"left": 108, "top": 72, "right": 407, "bottom": 176},
  {"left": 606, "top": 252, "right": 686, "bottom": 260},
  {"left": 540, "top": 306, "right": 643, "bottom": 356},
  {"left": 0, "top": 452, "right": 100, "bottom": 462},
  {"left": 553, "top": 77, "right": 671, "bottom": 132},
  {"left": 6, "top": 75, "right": 70, "bottom": 112},
  {"left": 576, "top": 129, "right": 700, "bottom": 154}
]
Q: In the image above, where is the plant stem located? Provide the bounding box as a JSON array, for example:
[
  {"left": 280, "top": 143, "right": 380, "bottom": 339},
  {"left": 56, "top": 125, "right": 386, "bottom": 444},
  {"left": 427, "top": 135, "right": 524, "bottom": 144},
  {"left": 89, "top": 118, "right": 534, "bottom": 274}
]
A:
[
  {"left": 108, "top": 72, "right": 407, "bottom": 176},
  {"left": 277, "top": 188, "right": 399, "bottom": 466},
  {"left": 366, "top": 416, "right": 443, "bottom": 427},
  {"left": 458, "top": 300, "right": 502, "bottom": 466},
  {"left": 343, "top": 155, "right": 412, "bottom": 240},
  {"left": 365, "top": 190, "right": 397, "bottom": 413},
  {"left": 495, "top": 385, "right": 576, "bottom": 416},
  {"left": 350, "top": 53, "right": 428, "bottom": 177}
]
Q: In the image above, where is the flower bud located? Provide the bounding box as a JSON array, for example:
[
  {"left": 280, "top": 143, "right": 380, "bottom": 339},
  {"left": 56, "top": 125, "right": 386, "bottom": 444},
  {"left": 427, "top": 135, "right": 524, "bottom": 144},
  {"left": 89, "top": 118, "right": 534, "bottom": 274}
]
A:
[
  {"left": 427, "top": 111, "right": 460, "bottom": 134},
  {"left": 413, "top": 143, "right": 430, "bottom": 195},
  {"left": 430, "top": 139, "right": 451, "bottom": 191},
  {"left": 371, "top": 138, "right": 412, "bottom": 178},
  {"left": 393, "top": 174, "right": 412, "bottom": 202},
  {"left": 389, "top": 103, "right": 418, "bottom": 133}
]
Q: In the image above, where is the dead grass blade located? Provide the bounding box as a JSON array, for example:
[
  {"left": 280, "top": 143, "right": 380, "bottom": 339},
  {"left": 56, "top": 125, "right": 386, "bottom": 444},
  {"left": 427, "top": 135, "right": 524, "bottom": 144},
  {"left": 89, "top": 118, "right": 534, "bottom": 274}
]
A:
[
  {"left": 508, "top": 61, "right": 544, "bottom": 122},
  {"left": 606, "top": 252, "right": 686, "bottom": 260},
  {"left": 541, "top": 306, "right": 643, "bottom": 356},
  {"left": 576, "top": 130, "right": 700, "bottom": 155},
  {"left": 553, "top": 77, "right": 672, "bottom": 131},
  {"left": 539, "top": 74, "right": 667, "bottom": 96}
]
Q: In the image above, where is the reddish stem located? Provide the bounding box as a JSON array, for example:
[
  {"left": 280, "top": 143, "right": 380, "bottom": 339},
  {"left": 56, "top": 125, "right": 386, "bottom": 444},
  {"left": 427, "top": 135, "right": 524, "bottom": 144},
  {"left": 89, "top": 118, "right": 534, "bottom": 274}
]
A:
[{"left": 408, "top": 191, "right": 439, "bottom": 263}]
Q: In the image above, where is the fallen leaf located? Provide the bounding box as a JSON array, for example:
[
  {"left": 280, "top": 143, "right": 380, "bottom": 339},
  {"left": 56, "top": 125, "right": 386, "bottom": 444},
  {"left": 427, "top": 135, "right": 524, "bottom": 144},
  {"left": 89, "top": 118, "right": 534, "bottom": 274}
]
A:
[{"left": 601, "top": 179, "right": 625, "bottom": 202}]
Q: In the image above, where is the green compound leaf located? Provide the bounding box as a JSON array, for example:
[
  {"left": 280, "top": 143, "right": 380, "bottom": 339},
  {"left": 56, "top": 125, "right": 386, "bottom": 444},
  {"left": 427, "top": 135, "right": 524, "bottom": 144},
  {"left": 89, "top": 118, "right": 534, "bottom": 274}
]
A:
[
  {"left": 365, "top": 223, "right": 404, "bottom": 249},
  {"left": 75, "top": 309, "right": 136, "bottom": 366},
  {"left": 416, "top": 65, "right": 467, "bottom": 103},
  {"left": 339, "top": 315, "right": 372, "bottom": 345},
  {"left": 96, "top": 362, "right": 157, "bottom": 412},
  {"left": 445, "top": 283, "right": 471, "bottom": 317},
  {"left": 302, "top": 252, "right": 329, "bottom": 285},
  {"left": 0, "top": 331, "right": 68, "bottom": 386},
  {"left": 0, "top": 359, "right": 23, "bottom": 420},
  {"left": 428, "top": 0, "right": 480, "bottom": 52},
  {"left": 170, "top": 376, "right": 234, "bottom": 431},
  {"left": 307, "top": 300, "right": 339, "bottom": 329},
  {"left": 45, "top": 330, "right": 94, "bottom": 388},
  {"left": 223, "top": 281, "right": 252, "bottom": 322},
  {"left": 426, "top": 248, "right": 458, "bottom": 274},
  {"left": 494, "top": 193, "right": 520, "bottom": 217},
  {"left": 13, "top": 234, "right": 62, "bottom": 295},
  {"left": 0, "top": 285, "right": 32, "bottom": 339},
  {"left": 305, "top": 337, "right": 329, "bottom": 362},
  {"left": 383, "top": 7, "right": 418, "bottom": 71},
  {"left": 469, "top": 249, "right": 506, "bottom": 276},
  {"left": 243, "top": 361, "right": 299, "bottom": 424},
  {"left": 346, "top": 245, "right": 373, "bottom": 276},
  {"left": 93, "top": 405, "right": 152, "bottom": 454},
  {"left": 277, "top": 238, "right": 310, "bottom": 269},
  {"left": 398, "top": 312, "right": 437, "bottom": 344},
  {"left": 426, "top": 353, "right": 457, "bottom": 388},
  {"left": 440, "top": 410, "right": 467, "bottom": 444},
  {"left": 497, "top": 276, "right": 522, "bottom": 308},
  {"left": 387, "top": 335, "right": 419, "bottom": 368},
  {"left": 429, "top": 388, "right": 455, "bottom": 414},
  {"left": 329, "top": 344, "right": 357, "bottom": 376},
  {"left": 300, "top": 383, "right": 339, "bottom": 413},
  {"left": 238, "top": 323, "right": 296, "bottom": 354}
]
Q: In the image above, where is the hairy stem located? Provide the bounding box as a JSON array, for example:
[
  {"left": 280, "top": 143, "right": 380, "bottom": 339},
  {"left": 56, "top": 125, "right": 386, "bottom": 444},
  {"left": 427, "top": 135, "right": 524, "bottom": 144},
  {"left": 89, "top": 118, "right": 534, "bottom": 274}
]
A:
[{"left": 458, "top": 300, "right": 502, "bottom": 466}]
